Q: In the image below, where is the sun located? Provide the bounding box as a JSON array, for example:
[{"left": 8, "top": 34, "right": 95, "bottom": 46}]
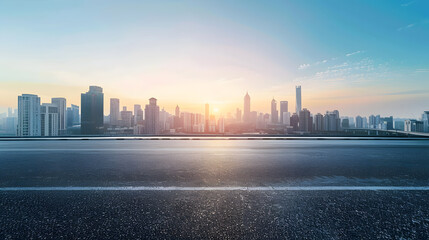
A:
[{"left": 213, "top": 108, "right": 219, "bottom": 113}]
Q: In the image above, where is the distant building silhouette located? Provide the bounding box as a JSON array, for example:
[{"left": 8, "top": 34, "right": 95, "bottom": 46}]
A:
[
  {"left": 299, "top": 108, "right": 312, "bottom": 132},
  {"left": 295, "top": 86, "right": 302, "bottom": 114},
  {"left": 18, "top": 94, "right": 41, "bottom": 136},
  {"left": 271, "top": 98, "right": 278, "bottom": 124},
  {"left": 121, "top": 106, "right": 133, "bottom": 128},
  {"left": 355, "top": 116, "right": 363, "bottom": 128},
  {"left": 51, "top": 98, "right": 66, "bottom": 135},
  {"left": 134, "top": 104, "right": 143, "bottom": 125},
  {"left": 41, "top": 103, "right": 59, "bottom": 136},
  {"left": 236, "top": 108, "right": 242, "bottom": 122},
  {"left": 279, "top": 101, "right": 288, "bottom": 124},
  {"left": 144, "top": 98, "right": 159, "bottom": 134},
  {"left": 81, "top": 86, "right": 104, "bottom": 135},
  {"left": 290, "top": 113, "right": 299, "bottom": 131},
  {"left": 243, "top": 92, "right": 251, "bottom": 123},
  {"left": 66, "top": 104, "right": 79, "bottom": 128},
  {"left": 110, "top": 98, "right": 120, "bottom": 126},
  {"left": 324, "top": 110, "right": 341, "bottom": 132},
  {"left": 205, "top": 103, "right": 209, "bottom": 132}
]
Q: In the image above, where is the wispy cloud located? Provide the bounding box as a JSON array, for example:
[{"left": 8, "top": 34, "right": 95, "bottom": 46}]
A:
[
  {"left": 397, "top": 23, "right": 415, "bottom": 31},
  {"left": 346, "top": 51, "right": 362, "bottom": 57},
  {"left": 401, "top": 1, "right": 415, "bottom": 7},
  {"left": 298, "top": 63, "right": 310, "bottom": 70},
  {"left": 383, "top": 90, "right": 428, "bottom": 96}
]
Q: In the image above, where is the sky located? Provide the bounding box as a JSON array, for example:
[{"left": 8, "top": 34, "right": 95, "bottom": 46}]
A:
[{"left": 0, "top": 0, "right": 428, "bottom": 118}]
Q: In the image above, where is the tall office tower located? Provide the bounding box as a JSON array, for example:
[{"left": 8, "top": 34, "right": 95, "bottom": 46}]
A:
[
  {"left": 218, "top": 117, "right": 225, "bottom": 133},
  {"left": 18, "top": 94, "right": 41, "bottom": 136},
  {"left": 243, "top": 92, "right": 251, "bottom": 123},
  {"left": 40, "top": 103, "right": 59, "bottom": 136},
  {"left": 295, "top": 86, "right": 302, "bottom": 114},
  {"left": 375, "top": 115, "right": 381, "bottom": 129},
  {"left": 422, "top": 111, "right": 429, "bottom": 133},
  {"left": 81, "top": 86, "right": 104, "bottom": 135},
  {"left": 134, "top": 104, "right": 143, "bottom": 125},
  {"left": 144, "top": 98, "right": 160, "bottom": 134},
  {"left": 110, "top": 98, "right": 120, "bottom": 126},
  {"left": 381, "top": 116, "right": 393, "bottom": 130},
  {"left": 279, "top": 101, "right": 288, "bottom": 124},
  {"left": 236, "top": 108, "right": 242, "bottom": 122},
  {"left": 181, "top": 112, "right": 193, "bottom": 133},
  {"left": 355, "top": 116, "right": 363, "bottom": 128},
  {"left": 394, "top": 120, "right": 405, "bottom": 131},
  {"left": 66, "top": 104, "right": 80, "bottom": 128},
  {"left": 271, "top": 98, "right": 278, "bottom": 124},
  {"left": 341, "top": 118, "right": 350, "bottom": 129},
  {"left": 314, "top": 113, "right": 324, "bottom": 132},
  {"left": 368, "top": 115, "right": 375, "bottom": 128},
  {"left": 323, "top": 110, "right": 341, "bottom": 132},
  {"left": 282, "top": 112, "right": 291, "bottom": 125},
  {"left": 174, "top": 105, "right": 181, "bottom": 129},
  {"left": 7, "top": 107, "right": 12, "bottom": 117},
  {"left": 175, "top": 105, "right": 180, "bottom": 117},
  {"left": 299, "top": 108, "right": 312, "bottom": 132},
  {"left": 51, "top": 98, "right": 66, "bottom": 135},
  {"left": 121, "top": 106, "right": 133, "bottom": 128},
  {"left": 205, "top": 103, "right": 210, "bottom": 132},
  {"left": 290, "top": 113, "right": 299, "bottom": 131}
]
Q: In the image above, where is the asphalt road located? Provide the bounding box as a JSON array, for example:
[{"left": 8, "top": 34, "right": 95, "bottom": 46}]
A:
[{"left": 1, "top": 139, "right": 429, "bottom": 239}]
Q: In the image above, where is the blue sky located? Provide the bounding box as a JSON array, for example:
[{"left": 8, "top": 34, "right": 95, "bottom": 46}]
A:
[{"left": 0, "top": 0, "right": 428, "bottom": 117}]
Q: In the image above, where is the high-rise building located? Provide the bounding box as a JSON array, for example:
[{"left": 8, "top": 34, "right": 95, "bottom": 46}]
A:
[
  {"left": 40, "top": 103, "right": 59, "bottom": 136},
  {"left": 121, "top": 106, "right": 133, "bottom": 128},
  {"left": 314, "top": 113, "right": 324, "bottom": 132},
  {"left": 144, "top": 98, "right": 160, "bottom": 134},
  {"left": 282, "top": 112, "right": 291, "bottom": 126},
  {"left": 271, "top": 98, "right": 278, "bottom": 124},
  {"left": 110, "top": 98, "right": 120, "bottom": 126},
  {"left": 324, "top": 110, "right": 341, "bottom": 132},
  {"left": 394, "top": 120, "right": 405, "bottom": 131},
  {"left": 218, "top": 117, "right": 225, "bottom": 133},
  {"left": 290, "top": 113, "right": 299, "bottom": 131},
  {"left": 175, "top": 105, "right": 180, "bottom": 117},
  {"left": 205, "top": 103, "right": 209, "bottom": 132},
  {"left": 51, "top": 98, "right": 66, "bottom": 135},
  {"left": 341, "top": 118, "right": 350, "bottom": 129},
  {"left": 18, "top": 94, "right": 41, "bottom": 136},
  {"left": 421, "top": 112, "right": 428, "bottom": 132},
  {"left": 405, "top": 119, "right": 424, "bottom": 132},
  {"left": 295, "top": 86, "right": 302, "bottom": 114},
  {"left": 243, "top": 92, "right": 251, "bottom": 123},
  {"left": 134, "top": 104, "right": 143, "bottom": 125},
  {"left": 299, "top": 108, "right": 312, "bottom": 132},
  {"left": 381, "top": 116, "right": 394, "bottom": 130},
  {"left": 279, "top": 101, "right": 288, "bottom": 124},
  {"left": 66, "top": 104, "right": 80, "bottom": 128},
  {"left": 355, "top": 116, "right": 363, "bottom": 128},
  {"left": 81, "top": 86, "right": 104, "bottom": 135},
  {"left": 236, "top": 108, "right": 242, "bottom": 122}
]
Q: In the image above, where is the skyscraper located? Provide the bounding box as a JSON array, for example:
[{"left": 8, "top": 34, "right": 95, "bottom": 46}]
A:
[
  {"left": 175, "top": 105, "right": 180, "bottom": 117},
  {"left": 295, "top": 86, "right": 302, "bottom": 114},
  {"left": 66, "top": 104, "right": 80, "bottom": 128},
  {"left": 355, "top": 116, "right": 363, "bottom": 128},
  {"left": 271, "top": 98, "right": 278, "bottom": 124},
  {"left": 81, "top": 86, "right": 104, "bottom": 135},
  {"left": 51, "top": 98, "right": 66, "bottom": 135},
  {"left": 18, "top": 94, "right": 41, "bottom": 136},
  {"left": 236, "top": 108, "right": 242, "bottom": 122},
  {"left": 110, "top": 98, "right": 120, "bottom": 126},
  {"left": 121, "top": 106, "right": 133, "bottom": 128},
  {"left": 134, "top": 104, "right": 143, "bottom": 126},
  {"left": 144, "top": 98, "right": 160, "bottom": 134},
  {"left": 205, "top": 103, "right": 209, "bottom": 132},
  {"left": 279, "top": 101, "right": 288, "bottom": 124},
  {"left": 40, "top": 103, "right": 59, "bottom": 136},
  {"left": 314, "top": 113, "right": 324, "bottom": 132},
  {"left": 299, "top": 108, "right": 312, "bottom": 132},
  {"left": 243, "top": 92, "right": 251, "bottom": 123}
]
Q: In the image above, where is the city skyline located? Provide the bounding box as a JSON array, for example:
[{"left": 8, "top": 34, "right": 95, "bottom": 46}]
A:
[{"left": 1, "top": 1, "right": 429, "bottom": 117}]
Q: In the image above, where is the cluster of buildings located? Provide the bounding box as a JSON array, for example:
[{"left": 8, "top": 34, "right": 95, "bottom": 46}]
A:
[{"left": 1, "top": 85, "right": 428, "bottom": 136}]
